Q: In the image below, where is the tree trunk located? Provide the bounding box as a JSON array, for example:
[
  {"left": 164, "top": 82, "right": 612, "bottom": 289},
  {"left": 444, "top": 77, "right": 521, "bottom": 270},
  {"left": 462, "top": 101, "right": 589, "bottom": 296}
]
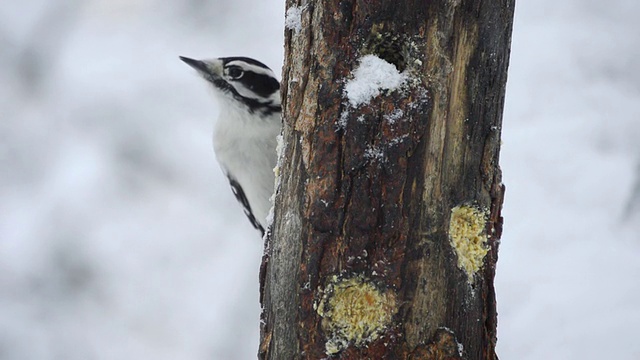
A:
[{"left": 260, "top": 0, "right": 513, "bottom": 359}]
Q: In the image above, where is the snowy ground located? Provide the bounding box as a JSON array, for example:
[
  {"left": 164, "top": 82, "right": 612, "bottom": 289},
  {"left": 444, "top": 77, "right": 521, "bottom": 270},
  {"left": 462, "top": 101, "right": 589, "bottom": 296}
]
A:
[{"left": 1, "top": 0, "right": 639, "bottom": 359}]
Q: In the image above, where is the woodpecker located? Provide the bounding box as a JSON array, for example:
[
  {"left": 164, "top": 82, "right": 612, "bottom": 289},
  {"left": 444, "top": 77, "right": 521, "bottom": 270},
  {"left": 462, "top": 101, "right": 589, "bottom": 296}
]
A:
[{"left": 180, "top": 56, "right": 281, "bottom": 236}]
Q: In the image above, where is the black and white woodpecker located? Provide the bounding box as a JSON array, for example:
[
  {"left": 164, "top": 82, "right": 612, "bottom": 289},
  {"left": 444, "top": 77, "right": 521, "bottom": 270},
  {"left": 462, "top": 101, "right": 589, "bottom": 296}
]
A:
[{"left": 180, "top": 56, "right": 281, "bottom": 236}]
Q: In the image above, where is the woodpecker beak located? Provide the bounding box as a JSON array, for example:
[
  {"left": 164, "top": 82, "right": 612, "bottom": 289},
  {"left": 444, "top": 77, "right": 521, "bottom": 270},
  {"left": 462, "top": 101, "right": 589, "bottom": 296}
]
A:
[
  {"left": 180, "top": 56, "right": 230, "bottom": 93},
  {"left": 179, "top": 56, "right": 210, "bottom": 73},
  {"left": 180, "top": 56, "right": 226, "bottom": 85}
]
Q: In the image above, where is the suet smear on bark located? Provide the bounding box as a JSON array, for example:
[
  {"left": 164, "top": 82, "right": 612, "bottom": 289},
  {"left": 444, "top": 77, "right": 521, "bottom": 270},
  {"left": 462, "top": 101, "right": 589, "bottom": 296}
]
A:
[
  {"left": 449, "top": 205, "right": 489, "bottom": 283},
  {"left": 316, "top": 274, "right": 397, "bottom": 355}
]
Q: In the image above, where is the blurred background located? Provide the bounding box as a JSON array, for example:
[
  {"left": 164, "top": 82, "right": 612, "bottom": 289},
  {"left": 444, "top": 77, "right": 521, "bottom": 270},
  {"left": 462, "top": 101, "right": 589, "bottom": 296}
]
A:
[{"left": 0, "top": 0, "right": 638, "bottom": 359}]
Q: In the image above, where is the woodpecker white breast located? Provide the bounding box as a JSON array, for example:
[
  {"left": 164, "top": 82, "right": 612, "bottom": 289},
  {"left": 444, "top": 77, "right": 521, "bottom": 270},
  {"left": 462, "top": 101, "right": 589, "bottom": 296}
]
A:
[{"left": 180, "top": 56, "right": 281, "bottom": 235}]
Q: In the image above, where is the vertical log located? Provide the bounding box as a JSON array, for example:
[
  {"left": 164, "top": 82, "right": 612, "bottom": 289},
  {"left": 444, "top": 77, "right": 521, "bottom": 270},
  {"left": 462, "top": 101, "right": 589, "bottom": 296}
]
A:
[{"left": 260, "top": 0, "right": 513, "bottom": 358}]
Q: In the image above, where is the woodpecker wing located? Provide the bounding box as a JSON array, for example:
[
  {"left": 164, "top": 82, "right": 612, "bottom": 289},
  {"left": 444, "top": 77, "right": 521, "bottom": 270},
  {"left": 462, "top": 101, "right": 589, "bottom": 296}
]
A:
[{"left": 226, "top": 176, "right": 265, "bottom": 236}]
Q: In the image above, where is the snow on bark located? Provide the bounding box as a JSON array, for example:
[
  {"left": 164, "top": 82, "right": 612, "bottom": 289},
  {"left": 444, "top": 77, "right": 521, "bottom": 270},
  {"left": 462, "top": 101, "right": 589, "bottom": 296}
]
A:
[
  {"left": 285, "top": 6, "right": 303, "bottom": 34},
  {"left": 344, "top": 55, "right": 407, "bottom": 107}
]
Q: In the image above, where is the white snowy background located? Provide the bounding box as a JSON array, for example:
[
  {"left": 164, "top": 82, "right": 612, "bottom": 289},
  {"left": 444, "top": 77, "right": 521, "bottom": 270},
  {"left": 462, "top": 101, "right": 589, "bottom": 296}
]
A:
[{"left": 1, "top": 0, "right": 639, "bottom": 359}]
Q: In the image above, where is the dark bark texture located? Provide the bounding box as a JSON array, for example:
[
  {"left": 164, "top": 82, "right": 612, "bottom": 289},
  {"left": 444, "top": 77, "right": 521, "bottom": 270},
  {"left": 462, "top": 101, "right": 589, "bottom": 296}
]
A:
[{"left": 260, "top": 0, "right": 513, "bottom": 359}]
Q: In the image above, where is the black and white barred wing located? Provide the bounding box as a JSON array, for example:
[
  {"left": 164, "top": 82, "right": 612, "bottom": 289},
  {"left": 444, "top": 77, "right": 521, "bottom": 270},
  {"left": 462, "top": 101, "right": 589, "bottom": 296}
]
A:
[{"left": 226, "top": 176, "right": 265, "bottom": 236}]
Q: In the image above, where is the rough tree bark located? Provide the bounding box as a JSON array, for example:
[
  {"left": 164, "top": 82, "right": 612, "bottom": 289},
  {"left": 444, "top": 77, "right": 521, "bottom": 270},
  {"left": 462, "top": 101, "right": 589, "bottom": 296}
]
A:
[{"left": 260, "top": 0, "right": 513, "bottom": 359}]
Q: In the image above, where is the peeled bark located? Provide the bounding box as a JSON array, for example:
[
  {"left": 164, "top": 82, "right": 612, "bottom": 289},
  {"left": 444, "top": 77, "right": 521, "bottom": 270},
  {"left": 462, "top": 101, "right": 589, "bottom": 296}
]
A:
[{"left": 260, "top": 0, "right": 513, "bottom": 359}]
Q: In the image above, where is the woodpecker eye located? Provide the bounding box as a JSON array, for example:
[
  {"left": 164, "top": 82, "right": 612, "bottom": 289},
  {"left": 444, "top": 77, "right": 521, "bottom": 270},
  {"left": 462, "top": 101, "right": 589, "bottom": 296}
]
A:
[{"left": 226, "top": 66, "right": 244, "bottom": 80}]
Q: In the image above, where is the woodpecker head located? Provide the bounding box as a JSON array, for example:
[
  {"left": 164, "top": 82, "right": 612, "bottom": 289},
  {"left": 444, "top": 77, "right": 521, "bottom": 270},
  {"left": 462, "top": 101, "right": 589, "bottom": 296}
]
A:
[{"left": 180, "top": 56, "right": 281, "bottom": 116}]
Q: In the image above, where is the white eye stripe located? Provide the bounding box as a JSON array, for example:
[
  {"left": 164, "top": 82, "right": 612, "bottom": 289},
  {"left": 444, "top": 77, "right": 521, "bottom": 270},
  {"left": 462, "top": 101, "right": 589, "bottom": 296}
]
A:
[{"left": 222, "top": 60, "right": 280, "bottom": 104}]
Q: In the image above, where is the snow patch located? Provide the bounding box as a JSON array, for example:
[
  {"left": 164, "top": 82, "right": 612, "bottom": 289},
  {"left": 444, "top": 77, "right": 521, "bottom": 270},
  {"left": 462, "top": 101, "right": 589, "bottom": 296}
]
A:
[
  {"left": 388, "top": 135, "right": 409, "bottom": 147},
  {"left": 266, "top": 134, "right": 285, "bottom": 237},
  {"left": 344, "top": 55, "right": 407, "bottom": 107},
  {"left": 337, "top": 110, "right": 349, "bottom": 130},
  {"left": 285, "top": 6, "right": 303, "bottom": 34},
  {"left": 364, "top": 146, "right": 385, "bottom": 161},
  {"left": 384, "top": 109, "right": 404, "bottom": 124},
  {"left": 274, "top": 134, "right": 285, "bottom": 189}
]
